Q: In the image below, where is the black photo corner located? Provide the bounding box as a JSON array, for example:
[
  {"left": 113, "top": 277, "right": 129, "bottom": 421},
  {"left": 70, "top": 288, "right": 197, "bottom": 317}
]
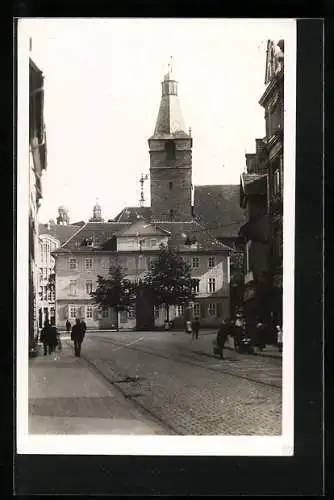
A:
[{"left": 12, "top": 18, "right": 324, "bottom": 496}]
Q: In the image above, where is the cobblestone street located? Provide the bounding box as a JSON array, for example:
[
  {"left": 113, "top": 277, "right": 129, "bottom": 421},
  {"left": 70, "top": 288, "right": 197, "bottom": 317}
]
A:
[{"left": 67, "top": 330, "right": 282, "bottom": 436}]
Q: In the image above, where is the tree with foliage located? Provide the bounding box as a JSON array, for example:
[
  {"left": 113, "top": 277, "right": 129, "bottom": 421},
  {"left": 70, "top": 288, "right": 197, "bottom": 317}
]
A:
[
  {"left": 143, "top": 244, "right": 198, "bottom": 322},
  {"left": 91, "top": 264, "right": 136, "bottom": 331}
]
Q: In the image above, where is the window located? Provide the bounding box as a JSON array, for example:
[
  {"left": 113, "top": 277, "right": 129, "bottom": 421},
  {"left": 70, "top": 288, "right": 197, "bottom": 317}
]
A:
[
  {"left": 128, "top": 305, "right": 136, "bottom": 320},
  {"left": 193, "top": 303, "right": 200, "bottom": 318},
  {"left": 273, "top": 168, "right": 280, "bottom": 196},
  {"left": 85, "top": 258, "right": 93, "bottom": 271},
  {"left": 177, "top": 304, "right": 184, "bottom": 316},
  {"left": 47, "top": 289, "right": 55, "bottom": 301},
  {"left": 165, "top": 141, "right": 176, "bottom": 161},
  {"left": 86, "top": 280, "right": 93, "bottom": 295},
  {"left": 69, "top": 280, "right": 77, "bottom": 296},
  {"left": 208, "top": 278, "right": 216, "bottom": 293},
  {"left": 69, "top": 258, "right": 77, "bottom": 270},
  {"left": 70, "top": 306, "right": 76, "bottom": 319},
  {"left": 102, "top": 309, "right": 108, "bottom": 318},
  {"left": 208, "top": 303, "right": 217, "bottom": 317},
  {"left": 151, "top": 239, "right": 157, "bottom": 248},
  {"left": 86, "top": 306, "right": 93, "bottom": 319},
  {"left": 169, "top": 209, "right": 174, "bottom": 219},
  {"left": 208, "top": 256, "right": 216, "bottom": 268},
  {"left": 42, "top": 285, "right": 48, "bottom": 301},
  {"left": 169, "top": 181, "right": 173, "bottom": 190},
  {"left": 192, "top": 257, "right": 200, "bottom": 268},
  {"left": 154, "top": 305, "right": 160, "bottom": 319},
  {"left": 192, "top": 280, "right": 200, "bottom": 293}
]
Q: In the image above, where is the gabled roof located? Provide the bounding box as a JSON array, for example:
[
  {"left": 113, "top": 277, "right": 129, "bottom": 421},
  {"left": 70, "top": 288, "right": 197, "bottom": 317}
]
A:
[
  {"left": 193, "top": 185, "right": 247, "bottom": 239},
  {"left": 112, "top": 206, "right": 152, "bottom": 223},
  {"left": 154, "top": 221, "right": 232, "bottom": 252},
  {"left": 58, "top": 222, "right": 131, "bottom": 251},
  {"left": 117, "top": 219, "right": 171, "bottom": 238},
  {"left": 38, "top": 223, "right": 81, "bottom": 245}
]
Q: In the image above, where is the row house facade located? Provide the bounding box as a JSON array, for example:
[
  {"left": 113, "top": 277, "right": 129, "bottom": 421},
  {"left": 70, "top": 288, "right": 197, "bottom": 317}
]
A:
[
  {"left": 52, "top": 219, "right": 231, "bottom": 330},
  {"left": 29, "top": 54, "right": 47, "bottom": 352},
  {"left": 37, "top": 212, "right": 85, "bottom": 328},
  {"left": 240, "top": 39, "right": 284, "bottom": 329}
]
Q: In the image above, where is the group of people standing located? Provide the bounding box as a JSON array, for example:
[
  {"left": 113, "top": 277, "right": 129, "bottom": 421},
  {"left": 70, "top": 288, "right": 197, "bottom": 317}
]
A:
[
  {"left": 39, "top": 318, "right": 87, "bottom": 358},
  {"left": 215, "top": 313, "right": 283, "bottom": 358}
]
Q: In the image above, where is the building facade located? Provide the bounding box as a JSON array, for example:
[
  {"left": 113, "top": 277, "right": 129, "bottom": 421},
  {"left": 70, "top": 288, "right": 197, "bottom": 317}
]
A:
[
  {"left": 37, "top": 212, "right": 82, "bottom": 329},
  {"left": 52, "top": 218, "right": 231, "bottom": 330},
  {"left": 240, "top": 39, "right": 284, "bottom": 329},
  {"left": 259, "top": 39, "right": 284, "bottom": 326},
  {"left": 29, "top": 56, "right": 47, "bottom": 352}
]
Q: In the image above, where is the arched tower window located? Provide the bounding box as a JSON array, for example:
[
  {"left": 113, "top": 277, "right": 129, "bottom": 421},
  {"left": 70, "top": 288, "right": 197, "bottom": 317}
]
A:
[{"left": 165, "top": 141, "right": 176, "bottom": 161}]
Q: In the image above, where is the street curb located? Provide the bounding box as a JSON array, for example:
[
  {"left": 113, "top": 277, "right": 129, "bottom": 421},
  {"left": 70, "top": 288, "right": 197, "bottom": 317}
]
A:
[{"left": 224, "top": 345, "right": 282, "bottom": 360}]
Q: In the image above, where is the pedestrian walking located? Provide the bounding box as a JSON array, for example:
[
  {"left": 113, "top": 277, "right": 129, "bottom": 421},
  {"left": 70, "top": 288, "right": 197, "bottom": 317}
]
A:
[
  {"left": 66, "top": 319, "right": 71, "bottom": 333},
  {"left": 216, "top": 319, "right": 229, "bottom": 359},
  {"left": 234, "top": 313, "right": 243, "bottom": 352},
  {"left": 71, "top": 318, "right": 86, "bottom": 357},
  {"left": 40, "top": 320, "right": 58, "bottom": 355},
  {"left": 255, "top": 320, "right": 266, "bottom": 351},
  {"left": 80, "top": 318, "right": 87, "bottom": 334},
  {"left": 276, "top": 324, "right": 283, "bottom": 352},
  {"left": 191, "top": 317, "right": 200, "bottom": 340}
]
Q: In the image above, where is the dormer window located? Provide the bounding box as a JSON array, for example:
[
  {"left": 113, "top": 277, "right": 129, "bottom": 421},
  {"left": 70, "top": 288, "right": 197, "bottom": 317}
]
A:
[
  {"left": 165, "top": 141, "right": 176, "bottom": 161},
  {"left": 169, "top": 181, "right": 173, "bottom": 190}
]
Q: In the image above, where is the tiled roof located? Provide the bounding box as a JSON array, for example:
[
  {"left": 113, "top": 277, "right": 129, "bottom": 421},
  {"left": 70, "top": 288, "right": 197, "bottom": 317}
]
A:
[
  {"left": 154, "top": 221, "right": 232, "bottom": 252},
  {"left": 193, "top": 185, "right": 247, "bottom": 239},
  {"left": 112, "top": 206, "right": 152, "bottom": 223},
  {"left": 59, "top": 222, "right": 131, "bottom": 250},
  {"left": 38, "top": 223, "right": 81, "bottom": 245},
  {"left": 118, "top": 219, "right": 171, "bottom": 237}
]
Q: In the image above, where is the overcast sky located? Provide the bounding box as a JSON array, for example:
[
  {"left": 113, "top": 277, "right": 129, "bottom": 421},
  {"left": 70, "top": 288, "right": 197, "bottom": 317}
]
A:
[{"left": 21, "top": 18, "right": 295, "bottom": 224}]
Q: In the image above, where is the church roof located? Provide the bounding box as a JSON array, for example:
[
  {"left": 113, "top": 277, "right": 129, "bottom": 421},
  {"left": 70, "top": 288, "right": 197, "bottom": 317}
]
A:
[
  {"left": 193, "top": 185, "right": 247, "bottom": 239},
  {"left": 38, "top": 223, "right": 81, "bottom": 245}
]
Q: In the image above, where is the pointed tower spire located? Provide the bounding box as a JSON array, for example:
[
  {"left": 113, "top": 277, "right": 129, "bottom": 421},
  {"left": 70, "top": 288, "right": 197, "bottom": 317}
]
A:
[
  {"left": 150, "top": 58, "right": 189, "bottom": 139},
  {"left": 148, "top": 61, "right": 193, "bottom": 222}
]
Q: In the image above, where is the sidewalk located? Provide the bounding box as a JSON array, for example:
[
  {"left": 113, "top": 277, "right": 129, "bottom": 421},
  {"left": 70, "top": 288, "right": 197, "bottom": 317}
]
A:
[{"left": 28, "top": 340, "right": 166, "bottom": 435}]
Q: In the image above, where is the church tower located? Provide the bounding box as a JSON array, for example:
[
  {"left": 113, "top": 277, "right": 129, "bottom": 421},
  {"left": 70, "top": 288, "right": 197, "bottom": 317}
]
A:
[
  {"left": 148, "top": 60, "right": 193, "bottom": 222},
  {"left": 89, "top": 199, "right": 104, "bottom": 222}
]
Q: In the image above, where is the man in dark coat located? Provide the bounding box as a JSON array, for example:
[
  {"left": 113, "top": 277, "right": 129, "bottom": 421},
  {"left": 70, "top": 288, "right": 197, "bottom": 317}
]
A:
[
  {"left": 40, "top": 320, "right": 58, "bottom": 355},
  {"left": 71, "top": 318, "right": 86, "bottom": 357},
  {"left": 191, "top": 317, "right": 200, "bottom": 340},
  {"left": 216, "top": 320, "right": 230, "bottom": 359},
  {"left": 66, "top": 320, "right": 71, "bottom": 333}
]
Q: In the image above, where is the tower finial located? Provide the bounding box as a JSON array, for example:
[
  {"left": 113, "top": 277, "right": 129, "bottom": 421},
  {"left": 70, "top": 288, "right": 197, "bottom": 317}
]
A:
[{"left": 168, "top": 56, "right": 173, "bottom": 75}]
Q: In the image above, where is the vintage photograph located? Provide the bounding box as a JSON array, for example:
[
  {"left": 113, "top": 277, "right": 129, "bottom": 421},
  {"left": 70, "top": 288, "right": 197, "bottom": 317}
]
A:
[{"left": 17, "top": 18, "right": 296, "bottom": 455}]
